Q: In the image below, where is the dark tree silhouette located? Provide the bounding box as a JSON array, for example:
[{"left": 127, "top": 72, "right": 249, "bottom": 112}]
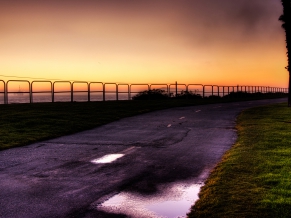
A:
[{"left": 280, "top": 0, "right": 291, "bottom": 106}]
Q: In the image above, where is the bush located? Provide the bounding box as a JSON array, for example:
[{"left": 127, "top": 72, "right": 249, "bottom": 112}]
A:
[
  {"left": 132, "top": 89, "right": 287, "bottom": 100},
  {"left": 132, "top": 89, "right": 169, "bottom": 100},
  {"left": 223, "top": 91, "right": 253, "bottom": 98},
  {"left": 207, "top": 95, "right": 221, "bottom": 99},
  {"left": 132, "top": 89, "right": 203, "bottom": 100},
  {"left": 175, "top": 90, "right": 202, "bottom": 99}
]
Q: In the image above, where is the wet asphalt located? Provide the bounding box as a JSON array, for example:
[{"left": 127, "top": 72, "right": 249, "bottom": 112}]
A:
[{"left": 0, "top": 98, "right": 286, "bottom": 218}]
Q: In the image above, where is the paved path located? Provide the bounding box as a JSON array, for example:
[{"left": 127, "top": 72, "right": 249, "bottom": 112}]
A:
[{"left": 0, "top": 99, "right": 286, "bottom": 218}]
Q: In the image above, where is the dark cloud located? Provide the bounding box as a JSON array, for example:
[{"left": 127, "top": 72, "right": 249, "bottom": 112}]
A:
[
  {"left": 0, "top": 0, "right": 283, "bottom": 47},
  {"left": 158, "top": 0, "right": 284, "bottom": 48}
]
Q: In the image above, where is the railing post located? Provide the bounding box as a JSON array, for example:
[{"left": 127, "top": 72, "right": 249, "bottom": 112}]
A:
[
  {"left": 52, "top": 82, "right": 55, "bottom": 103},
  {"left": 3, "top": 80, "right": 7, "bottom": 104},
  {"left": 88, "top": 83, "right": 91, "bottom": 102},
  {"left": 116, "top": 84, "right": 118, "bottom": 101},
  {"left": 103, "top": 84, "right": 105, "bottom": 101},
  {"left": 30, "top": 82, "right": 33, "bottom": 103},
  {"left": 71, "top": 83, "right": 73, "bottom": 102},
  {"left": 5, "top": 85, "right": 7, "bottom": 104},
  {"left": 4, "top": 81, "right": 7, "bottom": 104}
]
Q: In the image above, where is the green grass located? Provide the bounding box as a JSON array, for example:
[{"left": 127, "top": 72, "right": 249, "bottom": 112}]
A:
[{"left": 188, "top": 103, "right": 291, "bottom": 218}]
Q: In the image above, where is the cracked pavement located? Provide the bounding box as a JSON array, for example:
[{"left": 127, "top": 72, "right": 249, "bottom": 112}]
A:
[{"left": 0, "top": 98, "right": 286, "bottom": 218}]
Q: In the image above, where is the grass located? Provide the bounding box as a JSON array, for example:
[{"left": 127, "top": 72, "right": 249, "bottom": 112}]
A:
[{"left": 188, "top": 102, "right": 291, "bottom": 218}]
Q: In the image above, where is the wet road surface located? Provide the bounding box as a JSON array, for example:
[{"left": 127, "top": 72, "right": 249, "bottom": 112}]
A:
[{"left": 0, "top": 99, "right": 286, "bottom": 218}]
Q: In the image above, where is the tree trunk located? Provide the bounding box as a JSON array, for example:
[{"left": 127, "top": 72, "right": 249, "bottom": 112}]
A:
[
  {"left": 280, "top": 0, "right": 291, "bottom": 106},
  {"left": 289, "top": 73, "right": 291, "bottom": 106}
]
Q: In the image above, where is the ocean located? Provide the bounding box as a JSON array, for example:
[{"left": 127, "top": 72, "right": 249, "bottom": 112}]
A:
[{"left": 0, "top": 93, "right": 130, "bottom": 104}]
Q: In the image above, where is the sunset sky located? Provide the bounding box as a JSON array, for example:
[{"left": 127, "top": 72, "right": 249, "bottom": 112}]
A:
[{"left": 0, "top": 0, "right": 288, "bottom": 87}]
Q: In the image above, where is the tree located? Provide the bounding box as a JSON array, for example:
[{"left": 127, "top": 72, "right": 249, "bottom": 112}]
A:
[{"left": 280, "top": 0, "right": 291, "bottom": 106}]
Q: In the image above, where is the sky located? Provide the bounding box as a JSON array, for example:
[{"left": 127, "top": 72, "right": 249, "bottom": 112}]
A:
[{"left": 0, "top": 0, "right": 288, "bottom": 87}]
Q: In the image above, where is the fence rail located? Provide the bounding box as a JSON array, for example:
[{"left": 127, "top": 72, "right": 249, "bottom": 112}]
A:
[{"left": 0, "top": 79, "right": 288, "bottom": 104}]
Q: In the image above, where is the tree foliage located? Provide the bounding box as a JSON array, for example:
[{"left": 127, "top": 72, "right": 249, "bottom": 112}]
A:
[{"left": 280, "top": 0, "right": 291, "bottom": 106}]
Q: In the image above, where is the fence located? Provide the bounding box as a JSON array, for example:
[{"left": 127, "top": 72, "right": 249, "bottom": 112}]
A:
[{"left": 0, "top": 79, "right": 288, "bottom": 104}]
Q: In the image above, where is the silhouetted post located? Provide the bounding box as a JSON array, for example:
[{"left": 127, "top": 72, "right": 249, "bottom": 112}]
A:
[
  {"left": 4, "top": 82, "right": 7, "bottom": 104},
  {"left": 280, "top": 0, "right": 291, "bottom": 106},
  {"left": 52, "top": 82, "right": 55, "bottom": 103},
  {"left": 175, "top": 81, "right": 178, "bottom": 97},
  {"left": 116, "top": 84, "right": 118, "bottom": 101},
  {"left": 30, "top": 84, "right": 33, "bottom": 103},
  {"left": 103, "top": 84, "right": 106, "bottom": 101},
  {"left": 71, "top": 83, "right": 73, "bottom": 102}
]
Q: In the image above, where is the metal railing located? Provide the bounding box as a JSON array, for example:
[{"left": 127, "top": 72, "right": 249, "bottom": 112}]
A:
[
  {"left": 88, "top": 82, "right": 103, "bottom": 102},
  {"left": 0, "top": 80, "right": 6, "bottom": 104},
  {"left": 129, "top": 84, "right": 150, "bottom": 100},
  {"left": 31, "top": 80, "right": 53, "bottom": 103},
  {"left": 0, "top": 79, "right": 288, "bottom": 104}
]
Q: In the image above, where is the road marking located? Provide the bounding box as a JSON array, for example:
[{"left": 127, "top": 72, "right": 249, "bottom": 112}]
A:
[
  {"left": 179, "top": 117, "right": 185, "bottom": 120},
  {"left": 122, "top": 146, "right": 136, "bottom": 153},
  {"left": 91, "top": 154, "right": 124, "bottom": 164},
  {"left": 195, "top": 110, "right": 201, "bottom": 112},
  {"left": 167, "top": 124, "right": 172, "bottom": 127},
  {"left": 91, "top": 147, "right": 136, "bottom": 164}
]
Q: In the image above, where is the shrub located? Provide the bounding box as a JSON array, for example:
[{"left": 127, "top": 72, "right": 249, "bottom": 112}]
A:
[
  {"left": 207, "top": 95, "right": 221, "bottom": 99},
  {"left": 223, "top": 91, "right": 253, "bottom": 98},
  {"left": 132, "top": 89, "right": 169, "bottom": 100},
  {"left": 175, "top": 90, "right": 202, "bottom": 99}
]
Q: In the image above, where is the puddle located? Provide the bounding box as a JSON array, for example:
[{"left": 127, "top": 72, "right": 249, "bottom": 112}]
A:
[
  {"left": 96, "top": 182, "right": 203, "bottom": 218},
  {"left": 91, "top": 154, "right": 124, "bottom": 164}
]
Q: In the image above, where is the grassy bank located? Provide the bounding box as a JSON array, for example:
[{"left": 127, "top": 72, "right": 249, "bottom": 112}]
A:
[
  {"left": 188, "top": 103, "right": 291, "bottom": 218},
  {"left": 0, "top": 94, "right": 287, "bottom": 151}
]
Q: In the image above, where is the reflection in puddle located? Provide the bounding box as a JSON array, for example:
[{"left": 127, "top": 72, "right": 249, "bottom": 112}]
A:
[
  {"left": 91, "top": 154, "right": 124, "bottom": 164},
  {"left": 97, "top": 182, "right": 203, "bottom": 218}
]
